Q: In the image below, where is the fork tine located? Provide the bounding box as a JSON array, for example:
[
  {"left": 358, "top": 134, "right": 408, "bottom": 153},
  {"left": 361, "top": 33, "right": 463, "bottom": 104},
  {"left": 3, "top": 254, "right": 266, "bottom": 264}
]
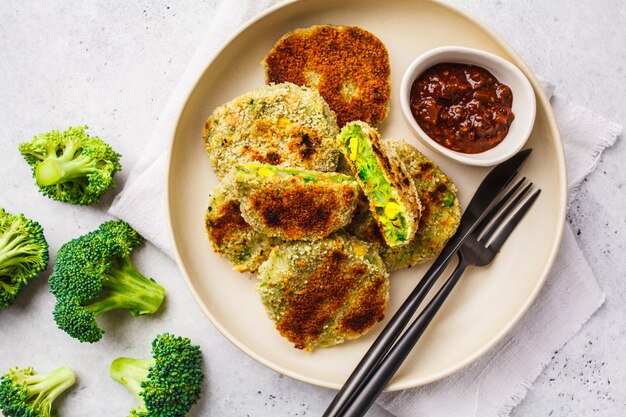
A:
[
  {"left": 479, "top": 181, "right": 533, "bottom": 243},
  {"left": 480, "top": 182, "right": 533, "bottom": 243},
  {"left": 487, "top": 189, "right": 541, "bottom": 253},
  {"left": 474, "top": 177, "right": 526, "bottom": 237}
]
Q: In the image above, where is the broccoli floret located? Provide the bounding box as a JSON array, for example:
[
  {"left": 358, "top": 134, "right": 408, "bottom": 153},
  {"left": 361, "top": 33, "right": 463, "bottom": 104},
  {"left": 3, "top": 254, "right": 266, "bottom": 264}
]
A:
[
  {"left": 50, "top": 220, "right": 165, "bottom": 343},
  {"left": 0, "top": 366, "right": 75, "bottom": 417},
  {"left": 0, "top": 208, "right": 49, "bottom": 308},
  {"left": 110, "top": 333, "right": 204, "bottom": 417},
  {"left": 18, "top": 125, "right": 121, "bottom": 205}
]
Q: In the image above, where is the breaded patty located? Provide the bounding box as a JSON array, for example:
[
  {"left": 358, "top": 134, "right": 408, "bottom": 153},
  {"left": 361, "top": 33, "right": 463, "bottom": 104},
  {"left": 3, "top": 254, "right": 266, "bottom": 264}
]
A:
[
  {"left": 203, "top": 83, "right": 340, "bottom": 179},
  {"left": 204, "top": 178, "right": 278, "bottom": 273},
  {"left": 263, "top": 25, "right": 391, "bottom": 127},
  {"left": 257, "top": 234, "right": 389, "bottom": 351},
  {"left": 234, "top": 163, "right": 359, "bottom": 241},
  {"left": 338, "top": 121, "right": 421, "bottom": 247},
  {"left": 348, "top": 140, "right": 461, "bottom": 270}
]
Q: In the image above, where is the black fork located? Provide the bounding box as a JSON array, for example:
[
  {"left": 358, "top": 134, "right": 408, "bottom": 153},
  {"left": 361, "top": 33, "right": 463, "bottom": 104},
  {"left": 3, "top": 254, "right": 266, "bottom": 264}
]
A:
[{"left": 336, "top": 178, "right": 541, "bottom": 417}]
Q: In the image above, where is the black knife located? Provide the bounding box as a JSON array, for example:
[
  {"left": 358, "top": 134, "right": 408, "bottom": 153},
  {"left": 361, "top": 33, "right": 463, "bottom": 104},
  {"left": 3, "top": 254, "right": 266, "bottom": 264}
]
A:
[{"left": 323, "top": 148, "right": 532, "bottom": 417}]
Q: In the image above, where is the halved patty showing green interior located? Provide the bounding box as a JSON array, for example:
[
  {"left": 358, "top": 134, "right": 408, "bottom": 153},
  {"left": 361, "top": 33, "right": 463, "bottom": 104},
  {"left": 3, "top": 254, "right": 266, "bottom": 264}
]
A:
[
  {"left": 337, "top": 121, "right": 421, "bottom": 247},
  {"left": 257, "top": 234, "right": 389, "bottom": 351},
  {"left": 347, "top": 139, "right": 461, "bottom": 270},
  {"left": 233, "top": 163, "right": 360, "bottom": 241}
]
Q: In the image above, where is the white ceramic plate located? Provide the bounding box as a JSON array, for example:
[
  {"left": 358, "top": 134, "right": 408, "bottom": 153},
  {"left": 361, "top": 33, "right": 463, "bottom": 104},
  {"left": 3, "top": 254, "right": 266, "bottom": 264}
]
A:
[{"left": 166, "top": 0, "right": 566, "bottom": 391}]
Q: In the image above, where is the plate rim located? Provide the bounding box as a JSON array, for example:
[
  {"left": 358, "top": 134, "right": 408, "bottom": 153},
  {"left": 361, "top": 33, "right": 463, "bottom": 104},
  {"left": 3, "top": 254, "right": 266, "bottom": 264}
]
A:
[{"left": 165, "top": 0, "right": 567, "bottom": 391}]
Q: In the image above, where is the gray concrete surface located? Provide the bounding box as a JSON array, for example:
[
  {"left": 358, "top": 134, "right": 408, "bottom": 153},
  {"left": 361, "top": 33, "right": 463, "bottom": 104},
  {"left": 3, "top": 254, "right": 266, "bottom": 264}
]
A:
[{"left": 0, "top": 1, "right": 624, "bottom": 416}]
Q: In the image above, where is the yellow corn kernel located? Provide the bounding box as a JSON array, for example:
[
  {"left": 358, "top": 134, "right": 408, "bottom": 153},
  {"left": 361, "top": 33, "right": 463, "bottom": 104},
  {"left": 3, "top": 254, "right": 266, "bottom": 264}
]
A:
[
  {"left": 384, "top": 201, "right": 401, "bottom": 220},
  {"left": 278, "top": 117, "right": 290, "bottom": 128},
  {"left": 349, "top": 136, "right": 358, "bottom": 161},
  {"left": 353, "top": 242, "right": 367, "bottom": 257},
  {"left": 258, "top": 167, "right": 273, "bottom": 177}
]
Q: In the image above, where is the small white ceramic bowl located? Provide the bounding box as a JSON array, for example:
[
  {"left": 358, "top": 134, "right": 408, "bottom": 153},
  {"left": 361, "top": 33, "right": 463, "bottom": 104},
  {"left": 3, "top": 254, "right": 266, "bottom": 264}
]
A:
[{"left": 400, "top": 46, "right": 536, "bottom": 166}]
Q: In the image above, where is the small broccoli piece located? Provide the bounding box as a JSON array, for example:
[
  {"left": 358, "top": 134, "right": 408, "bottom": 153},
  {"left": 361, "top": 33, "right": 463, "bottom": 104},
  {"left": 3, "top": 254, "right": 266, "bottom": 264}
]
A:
[
  {"left": 0, "top": 366, "right": 75, "bottom": 417},
  {"left": 0, "top": 208, "right": 49, "bottom": 308},
  {"left": 110, "top": 333, "right": 204, "bottom": 417},
  {"left": 18, "top": 125, "right": 121, "bottom": 205},
  {"left": 50, "top": 220, "right": 165, "bottom": 343}
]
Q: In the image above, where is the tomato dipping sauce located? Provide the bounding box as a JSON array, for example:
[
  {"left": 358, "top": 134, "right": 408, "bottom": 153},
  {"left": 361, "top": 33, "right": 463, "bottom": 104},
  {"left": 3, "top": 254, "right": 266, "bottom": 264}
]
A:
[{"left": 410, "top": 63, "right": 515, "bottom": 154}]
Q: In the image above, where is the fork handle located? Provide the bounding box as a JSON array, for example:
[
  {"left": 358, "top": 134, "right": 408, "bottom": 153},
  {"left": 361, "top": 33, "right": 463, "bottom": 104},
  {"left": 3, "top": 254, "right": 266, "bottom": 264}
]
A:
[{"left": 338, "top": 257, "right": 470, "bottom": 417}]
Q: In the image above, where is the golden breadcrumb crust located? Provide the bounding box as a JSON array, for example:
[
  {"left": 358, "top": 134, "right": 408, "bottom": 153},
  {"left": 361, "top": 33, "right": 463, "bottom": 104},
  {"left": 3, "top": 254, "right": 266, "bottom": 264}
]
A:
[
  {"left": 235, "top": 166, "right": 359, "bottom": 241},
  {"left": 257, "top": 234, "right": 389, "bottom": 350},
  {"left": 264, "top": 25, "right": 391, "bottom": 127},
  {"left": 203, "top": 83, "right": 340, "bottom": 179}
]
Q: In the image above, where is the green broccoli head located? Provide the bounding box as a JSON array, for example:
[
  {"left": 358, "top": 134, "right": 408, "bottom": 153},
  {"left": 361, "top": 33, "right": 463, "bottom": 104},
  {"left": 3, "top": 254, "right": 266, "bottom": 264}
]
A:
[
  {"left": 0, "top": 366, "right": 75, "bottom": 417},
  {"left": 110, "top": 333, "right": 204, "bottom": 417},
  {"left": 51, "top": 295, "right": 107, "bottom": 343},
  {"left": 50, "top": 220, "right": 165, "bottom": 343},
  {"left": 0, "top": 208, "right": 49, "bottom": 308},
  {"left": 18, "top": 125, "right": 121, "bottom": 205}
]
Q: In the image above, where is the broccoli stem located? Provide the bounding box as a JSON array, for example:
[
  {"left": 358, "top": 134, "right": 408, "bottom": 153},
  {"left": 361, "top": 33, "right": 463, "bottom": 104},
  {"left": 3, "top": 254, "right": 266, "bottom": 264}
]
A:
[
  {"left": 0, "top": 222, "right": 26, "bottom": 261},
  {"left": 0, "top": 227, "right": 42, "bottom": 277},
  {"left": 35, "top": 154, "right": 96, "bottom": 187},
  {"left": 0, "top": 235, "right": 27, "bottom": 275},
  {"left": 0, "top": 280, "right": 20, "bottom": 294},
  {"left": 110, "top": 358, "right": 154, "bottom": 403},
  {"left": 19, "top": 367, "right": 75, "bottom": 415},
  {"left": 85, "top": 255, "right": 165, "bottom": 317},
  {"left": 0, "top": 227, "right": 25, "bottom": 303},
  {"left": 34, "top": 139, "right": 97, "bottom": 187}
]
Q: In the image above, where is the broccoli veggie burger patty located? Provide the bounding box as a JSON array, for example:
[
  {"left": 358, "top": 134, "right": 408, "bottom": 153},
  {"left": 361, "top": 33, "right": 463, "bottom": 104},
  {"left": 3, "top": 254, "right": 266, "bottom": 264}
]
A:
[
  {"left": 257, "top": 234, "right": 389, "bottom": 351},
  {"left": 205, "top": 176, "right": 278, "bottom": 274},
  {"left": 263, "top": 25, "right": 391, "bottom": 127},
  {"left": 348, "top": 140, "right": 461, "bottom": 270},
  {"left": 203, "top": 82, "right": 340, "bottom": 180},
  {"left": 233, "top": 163, "right": 360, "bottom": 241},
  {"left": 338, "top": 121, "right": 422, "bottom": 248}
]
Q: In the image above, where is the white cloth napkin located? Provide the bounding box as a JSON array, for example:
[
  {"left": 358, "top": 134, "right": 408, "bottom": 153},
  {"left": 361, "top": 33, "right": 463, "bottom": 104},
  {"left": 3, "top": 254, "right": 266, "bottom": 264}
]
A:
[{"left": 108, "top": 1, "right": 622, "bottom": 416}]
